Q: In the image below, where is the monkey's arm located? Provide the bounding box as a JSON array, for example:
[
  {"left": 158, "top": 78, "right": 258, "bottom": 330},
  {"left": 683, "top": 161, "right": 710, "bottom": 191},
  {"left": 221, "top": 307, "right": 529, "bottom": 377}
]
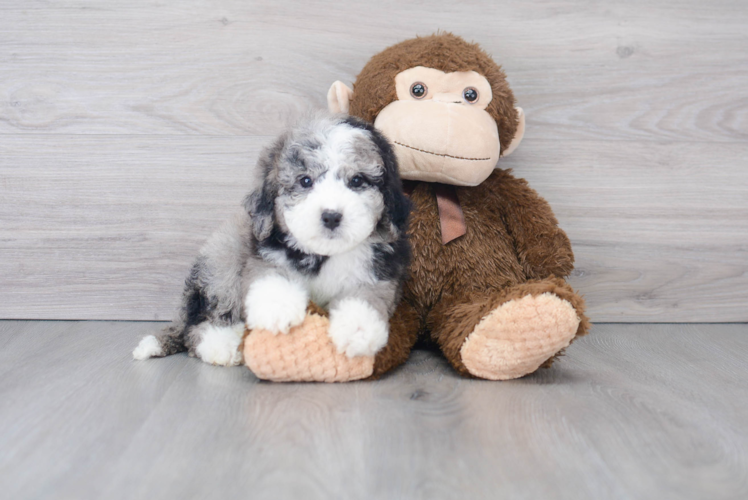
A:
[{"left": 494, "top": 171, "right": 575, "bottom": 280}]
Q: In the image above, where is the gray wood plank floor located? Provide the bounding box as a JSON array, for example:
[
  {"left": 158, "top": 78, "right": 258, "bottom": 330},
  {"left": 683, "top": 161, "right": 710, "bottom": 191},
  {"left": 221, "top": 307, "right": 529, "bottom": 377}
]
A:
[{"left": 1, "top": 321, "right": 746, "bottom": 500}]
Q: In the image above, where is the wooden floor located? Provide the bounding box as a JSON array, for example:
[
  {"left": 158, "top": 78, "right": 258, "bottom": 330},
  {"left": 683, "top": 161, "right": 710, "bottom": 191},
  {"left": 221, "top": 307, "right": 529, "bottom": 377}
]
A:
[{"left": 1, "top": 321, "right": 746, "bottom": 500}]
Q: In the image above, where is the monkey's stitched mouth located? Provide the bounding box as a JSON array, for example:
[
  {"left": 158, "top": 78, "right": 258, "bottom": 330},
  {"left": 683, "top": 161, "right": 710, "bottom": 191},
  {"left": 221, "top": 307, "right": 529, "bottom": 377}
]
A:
[{"left": 394, "top": 141, "right": 490, "bottom": 161}]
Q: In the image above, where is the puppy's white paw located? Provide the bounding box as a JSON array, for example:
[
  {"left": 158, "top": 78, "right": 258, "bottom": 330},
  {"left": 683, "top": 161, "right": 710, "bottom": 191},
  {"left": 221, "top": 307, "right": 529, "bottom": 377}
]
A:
[
  {"left": 329, "top": 298, "right": 388, "bottom": 358},
  {"left": 245, "top": 275, "right": 308, "bottom": 334},
  {"left": 194, "top": 324, "right": 244, "bottom": 366},
  {"left": 133, "top": 335, "right": 163, "bottom": 360}
]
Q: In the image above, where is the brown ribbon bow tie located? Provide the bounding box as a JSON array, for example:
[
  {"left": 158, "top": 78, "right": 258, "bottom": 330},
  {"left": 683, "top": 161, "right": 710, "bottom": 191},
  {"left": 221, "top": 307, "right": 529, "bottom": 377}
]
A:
[{"left": 403, "top": 181, "right": 467, "bottom": 244}]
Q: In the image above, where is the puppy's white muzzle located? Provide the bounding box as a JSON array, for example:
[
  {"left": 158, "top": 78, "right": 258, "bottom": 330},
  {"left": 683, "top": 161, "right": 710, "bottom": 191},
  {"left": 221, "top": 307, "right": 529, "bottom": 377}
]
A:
[{"left": 284, "top": 176, "right": 380, "bottom": 256}]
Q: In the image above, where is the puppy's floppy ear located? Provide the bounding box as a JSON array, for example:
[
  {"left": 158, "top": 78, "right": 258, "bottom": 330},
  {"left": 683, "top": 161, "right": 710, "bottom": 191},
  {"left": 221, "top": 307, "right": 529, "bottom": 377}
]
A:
[
  {"left": 244, "top": 136, "right": 285, "bottom": 241},
  {"left": 342, "top": 116, "right": 411, "bottom": 240},
  {"left": 376, "top": 132, "right": 412, "bottom": 240},
  {"left": 244, "top": 182, "right": 275, "bottom": 241}
]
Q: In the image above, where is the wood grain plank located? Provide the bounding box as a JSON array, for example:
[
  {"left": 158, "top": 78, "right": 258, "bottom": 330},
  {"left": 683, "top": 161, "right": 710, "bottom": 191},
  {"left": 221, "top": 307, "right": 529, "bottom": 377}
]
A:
[
  {"left": 1, "top": 321, "right": 747, "bottom": 499},
  {"left": 504, "top": 140, "right": 748, "bottom": 322},
  {"left": 0, "top": 321, "right": 191, "bottom": 498},
  {"left": 2, "top": 135, "right": 746, "bottom": 322},
  {"left": 1, "top": 0, "right": 746, "bottom": 322},
  {"left": 0, "top": 135, "right": 266, "bottom": 321},
  {"left": 0, "top": 1, "right": 745, "bottom": 142}
]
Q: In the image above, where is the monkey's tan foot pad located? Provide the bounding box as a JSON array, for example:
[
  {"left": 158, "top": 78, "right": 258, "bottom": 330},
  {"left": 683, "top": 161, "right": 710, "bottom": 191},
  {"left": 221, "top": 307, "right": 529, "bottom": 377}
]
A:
[
  {"left": 460, "top": 293, "right": 580, "bottom": 380},
  {"left": 243, "top": 311, "right": 374, "bottom": 383}
]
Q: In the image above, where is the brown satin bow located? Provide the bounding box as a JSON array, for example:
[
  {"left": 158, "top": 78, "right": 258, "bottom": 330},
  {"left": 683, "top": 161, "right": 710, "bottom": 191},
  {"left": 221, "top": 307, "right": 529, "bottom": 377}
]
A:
[{"left": 403, "top": 181, "right": 466, "bottom": 244}]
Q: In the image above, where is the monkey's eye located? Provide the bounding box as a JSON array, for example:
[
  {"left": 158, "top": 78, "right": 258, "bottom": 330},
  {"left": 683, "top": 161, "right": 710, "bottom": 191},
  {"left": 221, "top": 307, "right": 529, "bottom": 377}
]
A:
[
  {"left": 299, "top": 176, "right": 313, "bottom": 188},
  {"left": 410, "top": 82, "right": 427, "bottom": 99},
  {"left": 463, "top": 87, "right": 479, "bottom": 103},
  {"left": 349, "top": 174, "right": 366, "bottom": 188}
]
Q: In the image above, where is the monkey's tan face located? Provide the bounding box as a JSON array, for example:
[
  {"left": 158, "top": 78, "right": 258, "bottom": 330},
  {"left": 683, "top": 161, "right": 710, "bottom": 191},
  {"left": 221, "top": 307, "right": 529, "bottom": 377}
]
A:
[{"left": 373, "top": 66, "right": 500, "bottom": 186}]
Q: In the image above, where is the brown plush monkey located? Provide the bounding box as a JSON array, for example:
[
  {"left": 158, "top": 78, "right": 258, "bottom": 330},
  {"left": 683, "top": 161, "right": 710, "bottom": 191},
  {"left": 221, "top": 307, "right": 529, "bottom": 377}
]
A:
[
  {"left": 243, "top": 33, "right": 589, "bottom": 382},
  {"left": 328, "top": 33, "right": 590, "bottom": 380}
]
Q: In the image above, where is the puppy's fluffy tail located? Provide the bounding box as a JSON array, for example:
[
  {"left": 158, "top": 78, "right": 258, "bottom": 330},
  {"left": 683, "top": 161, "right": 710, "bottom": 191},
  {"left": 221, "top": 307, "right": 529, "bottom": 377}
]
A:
[{"left": 132, "top": 323, "right": 187, "bottom": 360}]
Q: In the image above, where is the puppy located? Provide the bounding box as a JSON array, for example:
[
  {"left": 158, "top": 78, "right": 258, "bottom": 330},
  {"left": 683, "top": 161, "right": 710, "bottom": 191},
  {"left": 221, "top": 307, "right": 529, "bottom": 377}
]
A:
[{"left": 133, "top": 114, "right": 411, "bottom": 366}]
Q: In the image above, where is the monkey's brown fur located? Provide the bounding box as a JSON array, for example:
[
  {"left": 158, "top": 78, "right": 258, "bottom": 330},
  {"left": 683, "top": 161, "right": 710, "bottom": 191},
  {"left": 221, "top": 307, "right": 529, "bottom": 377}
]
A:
[
  {"left": 350, "top": 33, "right": 520, "bottom": 154},
  {"left": 351, "top": 34, "right": 590, "bottom": 379}
]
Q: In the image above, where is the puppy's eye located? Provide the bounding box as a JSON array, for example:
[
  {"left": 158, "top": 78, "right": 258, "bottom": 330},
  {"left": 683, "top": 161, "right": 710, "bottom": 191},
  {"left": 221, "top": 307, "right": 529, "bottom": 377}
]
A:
[
  {"left": 463, "top": 87, "right": 479, "bottom": 103},
  {"left": 349, "top": 174, "right": 366, "bottom": 188},
  {"left": 410, "top": 82, "right": 427, "bottom": 99},
  {"left": 299, "top": 176, "right": 313, "bottom": 188}
]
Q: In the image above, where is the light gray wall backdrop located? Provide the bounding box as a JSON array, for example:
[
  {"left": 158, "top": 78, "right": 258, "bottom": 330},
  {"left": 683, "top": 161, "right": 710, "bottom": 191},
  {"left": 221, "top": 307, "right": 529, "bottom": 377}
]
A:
[{"left": 1, "top": 0, "right": 746, "bottom": 321}]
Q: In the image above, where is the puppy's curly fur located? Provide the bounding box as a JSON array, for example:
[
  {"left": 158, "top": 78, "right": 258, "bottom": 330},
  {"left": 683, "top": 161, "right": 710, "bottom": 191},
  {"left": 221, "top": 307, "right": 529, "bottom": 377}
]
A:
[{"left": 133, "top": 114, "right": 411, "bottom": 365}]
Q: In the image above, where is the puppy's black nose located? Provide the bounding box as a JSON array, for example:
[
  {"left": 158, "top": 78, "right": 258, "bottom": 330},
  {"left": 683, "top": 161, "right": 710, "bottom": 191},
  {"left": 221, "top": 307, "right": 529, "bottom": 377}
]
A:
[{"left": 321, "top": 210, "right": 343, "bottom": 230}]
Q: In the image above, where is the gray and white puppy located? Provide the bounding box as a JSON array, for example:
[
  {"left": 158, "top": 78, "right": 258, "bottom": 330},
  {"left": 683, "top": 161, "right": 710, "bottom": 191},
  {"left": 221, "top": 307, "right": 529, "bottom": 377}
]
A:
[{"left": 133, "top": 114, "right": 411, "bottom": 366}]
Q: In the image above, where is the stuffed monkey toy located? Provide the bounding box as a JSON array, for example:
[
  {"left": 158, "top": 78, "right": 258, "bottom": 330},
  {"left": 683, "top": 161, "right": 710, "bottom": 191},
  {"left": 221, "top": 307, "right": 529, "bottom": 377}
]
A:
[{"left": 243, "top": 33, "right": 589, "bottom": 381}]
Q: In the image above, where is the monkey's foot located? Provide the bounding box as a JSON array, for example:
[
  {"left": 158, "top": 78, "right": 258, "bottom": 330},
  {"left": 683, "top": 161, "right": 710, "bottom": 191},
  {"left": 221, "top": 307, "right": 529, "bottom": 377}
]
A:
[
  {"left": 460, "top": 293, "right": 580, "bottom": 380},
  {"left": 242, "top": 305, "right": 374, "bottom": 382}
]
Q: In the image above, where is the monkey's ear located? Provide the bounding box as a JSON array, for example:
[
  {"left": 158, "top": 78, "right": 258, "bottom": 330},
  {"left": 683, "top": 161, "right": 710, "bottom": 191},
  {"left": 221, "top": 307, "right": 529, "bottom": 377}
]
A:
[
  {"left": 327, "top": 81, "right": 354, "bottom": 114},
  {"left": 501, "top": 107, "right": 525, "bottom": 157}
]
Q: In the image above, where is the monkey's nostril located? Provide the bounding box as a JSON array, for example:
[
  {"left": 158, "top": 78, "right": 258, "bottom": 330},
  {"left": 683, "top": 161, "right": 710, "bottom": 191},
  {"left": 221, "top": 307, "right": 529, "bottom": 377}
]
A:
[{"left": 321, "top": 210, "right": 343, "bottom": 230}]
